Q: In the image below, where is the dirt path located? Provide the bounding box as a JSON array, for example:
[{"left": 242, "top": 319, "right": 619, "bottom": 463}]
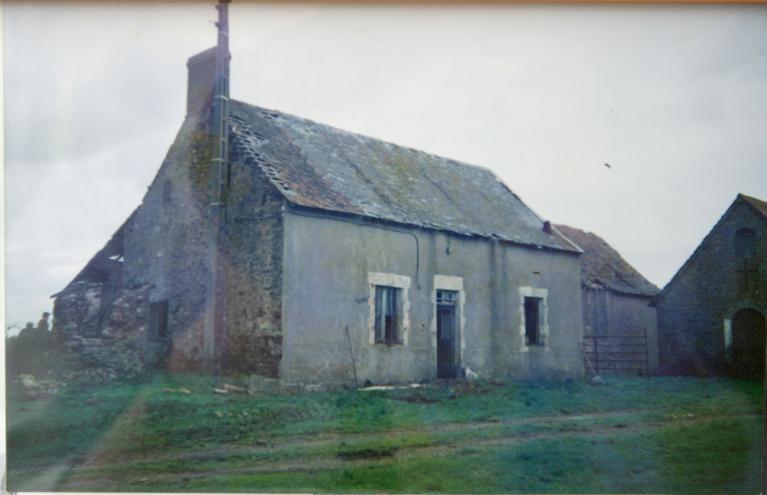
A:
[
  {"left": 70, "top": 407, "right": 649, "bottom": 470},
  {"left": 57, "top": 409, "right": 759, "bottom": 490}
]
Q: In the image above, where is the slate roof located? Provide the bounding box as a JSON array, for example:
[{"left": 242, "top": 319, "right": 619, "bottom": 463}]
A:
[
  {"left": 228, "top": 100, "right": 579, "bottom": 253},
  {"left": 741, "top": 193, "right": 767, "bottom": 219},
  {"left": 554, "top": 224, "right": 659, "bottom": 297}
]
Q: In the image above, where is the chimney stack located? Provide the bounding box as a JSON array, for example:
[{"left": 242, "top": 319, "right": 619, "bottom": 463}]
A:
[
  {"left": 186, "top": 0, "right": 230, "bottom": 121},
  {"left": 186, "top": 47, "right": 218, "bottom": 119}
]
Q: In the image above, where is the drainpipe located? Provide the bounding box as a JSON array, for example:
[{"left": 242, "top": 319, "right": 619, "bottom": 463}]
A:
[{"left": 203, "top": 0, "right": 231, "bottom": 372}]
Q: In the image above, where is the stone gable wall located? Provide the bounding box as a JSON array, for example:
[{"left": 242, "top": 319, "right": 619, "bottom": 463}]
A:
[
  {"left": 53, "top": 115, "right": 286, "bottom": 377},
  {"left": 657, "top": 200, "right": 767, "bottom": 375}
]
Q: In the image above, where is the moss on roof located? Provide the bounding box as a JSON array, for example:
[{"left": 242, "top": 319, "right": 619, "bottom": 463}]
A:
[{"left": 228, "top": 100, "right": 578, "bottom": 253}]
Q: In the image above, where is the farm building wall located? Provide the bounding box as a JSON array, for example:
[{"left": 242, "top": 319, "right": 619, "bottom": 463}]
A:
[
  {"left": 582, "top": 289, "right": 659, "bottom": 375},
  {"left": 657, "top": 199, "right": 767, "bottom": 375},
  {"left": 279, "top": 209, "right": 585, "bottom": 384}
]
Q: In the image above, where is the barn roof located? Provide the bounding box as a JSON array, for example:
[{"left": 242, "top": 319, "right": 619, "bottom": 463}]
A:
[
  {"left": 554, "top": 224, "right": 659, "bottom": 297},
  {"left": 741, "top": 193, "right": 767, "bottom": 219},
  {"left": 228, "top": 100, "right": 580, "bottom": 253}
]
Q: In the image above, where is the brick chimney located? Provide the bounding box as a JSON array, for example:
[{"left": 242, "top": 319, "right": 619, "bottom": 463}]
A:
[{"left": 186, "top": 47, "right": 217, "bottom": 119}]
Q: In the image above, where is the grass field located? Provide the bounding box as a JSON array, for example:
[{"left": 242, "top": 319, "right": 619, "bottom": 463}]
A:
[{"left": 6, "top": 374, "right": 764, "bottom": 493}]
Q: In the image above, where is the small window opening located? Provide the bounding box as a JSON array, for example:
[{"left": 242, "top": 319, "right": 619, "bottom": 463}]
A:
[
  {"left": 149, "top": 300, "right": 169, "bottom": 341},
  {"left": 524, "top": 297, "right": 542, "bottom": 346},
  {"left": 735, "top": 228, "right": 756, "bottom": 259},
  {"left": 374, "top": 285, "right": 401, "bottom": 345}
]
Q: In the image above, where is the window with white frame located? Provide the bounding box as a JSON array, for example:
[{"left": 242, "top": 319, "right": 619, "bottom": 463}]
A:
[
  {"left": 374, "top": 285, "right": 402, "bottom": 345},
  {"left": 368, "top": 272, "right": 411, "bottom": 346}
]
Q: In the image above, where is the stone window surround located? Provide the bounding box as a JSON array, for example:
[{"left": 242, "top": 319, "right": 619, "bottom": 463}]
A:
[
  {"left": 367, "top": 272, "right": 411, "bottom": 346},
  {"left": 519, "top": 286, "right": 550, "bottom": 351},
  {"left": 430, "top": 275, "right": 466, "bottom": 370}
]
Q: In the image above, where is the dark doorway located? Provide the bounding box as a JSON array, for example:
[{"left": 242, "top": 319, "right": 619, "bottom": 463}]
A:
[
  {"left": 524, "top": 297, "right": 542, "bottom": 346},
  {"left": 149, "top": 301, "right": 169, "bottom": 342},
  {"left": 437, "top": 290, "right": 458, "bottom": 378},
  {"left": 731, "top": 308, "right": 766, "bottom": 378}
]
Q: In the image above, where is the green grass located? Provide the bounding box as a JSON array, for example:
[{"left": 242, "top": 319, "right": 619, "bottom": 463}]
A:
[{"left": 6, "top": 374, "right": 763, "bottom": 493}]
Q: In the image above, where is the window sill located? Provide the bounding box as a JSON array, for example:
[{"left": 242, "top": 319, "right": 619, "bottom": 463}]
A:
[
  {"left": 373, "top": 342, "right": 405, "bottom": 347},
  {"left": 523, "top": 344, "right": 549, "bottom": 352}
]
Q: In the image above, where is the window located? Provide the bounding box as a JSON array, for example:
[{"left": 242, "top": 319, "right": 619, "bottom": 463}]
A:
[
  {"left": 524, "top": 297, "right": 542, "bottom": 346},
  {"left": 436, "top": 290, "right": 458, "bottom": 305},
  {"left": 374, "top": 285, "right": 401, "bottom": 345},
  {"left": 149, "top": 300, "right": 169, "bottom": 341},
  {"left": 519, "top": 287, "right": 548, "bottom": 349},
  {"left": 735, "top": 228, "right": 756, "bottom": 258},
  {"left": 368, "top": 272, "right": 411, "bottom": 345}
]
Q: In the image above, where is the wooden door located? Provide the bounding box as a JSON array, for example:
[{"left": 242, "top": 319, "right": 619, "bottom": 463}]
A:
[{"left": 437, "top": 291, "right": 457, "bottom": 378}]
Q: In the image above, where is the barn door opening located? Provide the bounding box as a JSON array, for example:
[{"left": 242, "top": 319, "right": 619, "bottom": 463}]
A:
[
  {"left": 731, "top": 308, "right": 766, "bottom": 378},
  {"left": 437, "top": 290, "right": 458, "bottom": 379}
]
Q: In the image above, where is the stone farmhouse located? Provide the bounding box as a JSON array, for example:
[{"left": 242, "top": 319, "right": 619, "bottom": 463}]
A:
[
  {"left": 52, "top": 9, "right": 587, "bottom": 384},
  {"left": 555, "top": 225, "right": 660, "bottom": 376},
  {"left": 657, "top": 193, "right": 767, "bottom": 378}
]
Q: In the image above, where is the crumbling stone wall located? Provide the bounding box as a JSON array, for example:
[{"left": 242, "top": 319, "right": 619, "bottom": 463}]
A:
[
  {"left": 53, "top": 116, "right": 286, "bottom": 377},
  {"left": 657, "top": 200, "right": 767, "bottom": 375},
  {"left": 55, "top": 284, "right": 157, "bottom": 379},
  {"left": 53, "top": 281, "right": 106, "bottom": 338},
  {"left": 52, "top": 116, "right": 219, "bottom": 374}
]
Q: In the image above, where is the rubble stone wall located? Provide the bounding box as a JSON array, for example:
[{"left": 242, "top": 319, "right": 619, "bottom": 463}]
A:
[
  {"left": 657, "top": 200, "right": 767, "bottom": 375},
  {"left": 52, "top": 118, "right": 217, "bottom": 374},
  {"left": 55, "top": 284, "right": 156, "bottom": 379},
  {"left": 53, "top": 114, "right": 286, "bottom": 378},
  {"left": 218, "top": 142, "right": 285, "bottom": 377},
  {"left": 121, "top": 119, "right": 216, "bottom": 371}
]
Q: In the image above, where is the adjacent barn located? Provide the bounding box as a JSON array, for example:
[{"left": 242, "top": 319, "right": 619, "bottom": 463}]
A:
[
  {"left": 556, "top": 225, "right": 660, "bottom": 375},
  {"left": 657, "top": 194, "right": 767, "bottom": 377}
]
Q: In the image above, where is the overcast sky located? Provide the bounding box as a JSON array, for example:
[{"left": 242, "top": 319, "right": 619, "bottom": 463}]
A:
[{"left": 4, "top": 2, "right": 767, "bottom": 328}]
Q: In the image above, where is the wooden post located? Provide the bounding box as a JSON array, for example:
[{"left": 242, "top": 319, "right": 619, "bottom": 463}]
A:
[{"left": 345, "top": 326, "right": 359, "bottom": 388}]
